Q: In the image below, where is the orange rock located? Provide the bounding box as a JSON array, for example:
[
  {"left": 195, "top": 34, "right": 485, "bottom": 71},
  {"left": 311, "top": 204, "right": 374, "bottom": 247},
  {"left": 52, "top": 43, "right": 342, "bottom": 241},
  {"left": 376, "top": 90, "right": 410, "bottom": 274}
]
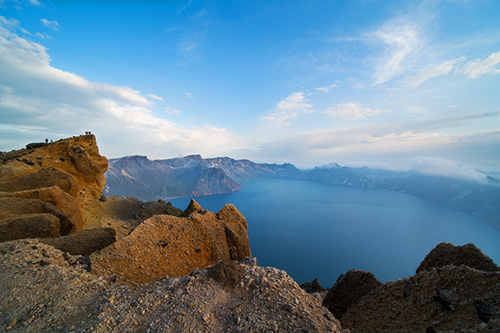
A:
[
  {"left": 91, "top": 200, "right": 251, "bottom": 285},
  {"left": 0, "top": 186, "right": 84, "bottom": 231}
]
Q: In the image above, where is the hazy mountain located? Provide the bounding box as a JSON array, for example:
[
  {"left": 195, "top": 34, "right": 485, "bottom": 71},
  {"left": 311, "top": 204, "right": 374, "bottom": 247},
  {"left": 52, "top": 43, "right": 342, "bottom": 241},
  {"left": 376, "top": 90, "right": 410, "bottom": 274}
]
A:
[
  {"left": 104, "top": 155, "right": 243, "bottom": 199},
  {"left": 104, "top": 155, "right": 500, "bottom": 230}
]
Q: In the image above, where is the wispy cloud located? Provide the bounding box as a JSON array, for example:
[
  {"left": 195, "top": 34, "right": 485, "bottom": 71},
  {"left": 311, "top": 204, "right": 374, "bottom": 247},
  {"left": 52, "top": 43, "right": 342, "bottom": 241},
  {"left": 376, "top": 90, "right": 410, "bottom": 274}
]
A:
[
  {"left": 323, "top": 102, "right": 391, "bottom": 120},
  {"left": 40, "top": 19, "right": 59, "bottom": 31},
  {"left": 371, "top": 21, "right": 423, "bottom": 85},
  {"left": 183, "top": 91, "right": 195, "bottom": 99},
  {"left": 148, "top": 94, "right": 163, "bottom": 101},
  {"left": 165, "top": 107, "right": 180, "bottom": 115},
  {"left": 462, "top": 51, "right": 500, "bottom": 78},
  {"left": 0, "top": 18, "right": 242, "bottom": 158},
  {"left": 261, "top": 92, "right": 313, "bottom": 126},
  {"left": 403, "top": 57, "right": 465, "bottom": 87},
  {"left": 308, "top": 84, "right": 337, "bottom": 95}
]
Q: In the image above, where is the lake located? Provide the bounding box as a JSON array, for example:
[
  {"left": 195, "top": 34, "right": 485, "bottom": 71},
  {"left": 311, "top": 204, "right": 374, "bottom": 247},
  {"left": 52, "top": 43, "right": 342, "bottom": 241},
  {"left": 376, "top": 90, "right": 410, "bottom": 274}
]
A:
[{"left": 169, "top": 178, "right": 500, "bottom": 287}]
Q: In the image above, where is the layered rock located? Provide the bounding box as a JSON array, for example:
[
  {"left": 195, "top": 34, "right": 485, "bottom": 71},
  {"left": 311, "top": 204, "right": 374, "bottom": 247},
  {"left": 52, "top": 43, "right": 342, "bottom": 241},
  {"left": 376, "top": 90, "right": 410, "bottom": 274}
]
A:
[
  {"left": 0, "top": 135, "right": 109, "bottom": 241},
  {"left": 90, "top": 200, "right": 251, "bottom": 284}
]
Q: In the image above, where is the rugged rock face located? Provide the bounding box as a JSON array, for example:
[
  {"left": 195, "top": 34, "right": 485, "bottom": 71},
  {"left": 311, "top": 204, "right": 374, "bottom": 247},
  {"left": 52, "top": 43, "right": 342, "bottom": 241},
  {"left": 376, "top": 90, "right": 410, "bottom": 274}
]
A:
[
  {"left": 416, "top": 242, "right": 500, "bottom": 273},
  {"left": 322, "top": 270, "right": 382, "bottom": 320},
  {"left": 0, "top": 239, "right": 346, "bottom": 333},
  {"left": 0, "top": 135, "right": 108, "bottom": 240},
  {"left": 341, "top": 265, "right": 500, "bottom": 332},
  {"left": 0, "top": 186, "right": 84, "bottom": 230},
  {"left": 338, "top": 243, "right": 500, "bottom": 332},
  {"left": 0, "top": 197, "right": 77, "bottom": 241},
  {"left": 90, "top": 200, "right": 251, "bottom": 285}
]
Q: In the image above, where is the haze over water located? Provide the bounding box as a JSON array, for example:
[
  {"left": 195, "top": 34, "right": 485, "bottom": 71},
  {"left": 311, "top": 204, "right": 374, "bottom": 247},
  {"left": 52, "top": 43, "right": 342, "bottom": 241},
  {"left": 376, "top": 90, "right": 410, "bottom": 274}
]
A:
[{"left": 170, "top": 178, "right": 500, "bottom": 287}]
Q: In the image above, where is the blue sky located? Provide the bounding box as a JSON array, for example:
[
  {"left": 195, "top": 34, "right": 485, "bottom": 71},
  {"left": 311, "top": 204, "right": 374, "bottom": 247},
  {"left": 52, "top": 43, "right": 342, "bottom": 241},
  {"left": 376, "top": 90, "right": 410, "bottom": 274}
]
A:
[{"left": 1, "top": 0, "right": 499, "bottom": 176}]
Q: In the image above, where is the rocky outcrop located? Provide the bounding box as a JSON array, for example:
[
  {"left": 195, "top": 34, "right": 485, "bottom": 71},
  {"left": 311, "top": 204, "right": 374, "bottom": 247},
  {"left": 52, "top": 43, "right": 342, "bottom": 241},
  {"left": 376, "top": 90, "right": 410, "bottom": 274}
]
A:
[
  {"left": 90, "top": 200, "right": 251, "bottom": 285},
  {"left": 0, "top": 214, "right": 61, "bottom": 241},
  {"left": 0, "top": 186, "right": 84, "bottom": 230},
  {"left": 341, "top": 265, "right": 500, "bottom": 332},
  {"left": 322, "top": 270, "right": 382, "bottom": 320},
  {"left": 0, "top": 197, "right": 77, "bottom": 240},
  {"left": 338, "top": 242, "right": 500, "bottom": 332},
  {"left": 0, "top": 167, "right": 80, "bottom": 196},
  {"left": 0, "top": 135, "right": 109, "bottom": 241},
  {"left": 0, "top": 239, "right": 346, "bottom": 333},
  {"left": 416, "top": 242, "right": 500, "bottom": 273},
  {"left": 40, "top": 227, "right": 116, "bottom": 255}
]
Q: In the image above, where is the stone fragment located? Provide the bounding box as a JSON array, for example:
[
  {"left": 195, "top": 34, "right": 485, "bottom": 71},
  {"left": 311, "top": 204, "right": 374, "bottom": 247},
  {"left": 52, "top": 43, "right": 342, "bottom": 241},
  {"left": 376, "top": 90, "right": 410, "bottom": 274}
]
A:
[{"left": 474, "top": 299, "right": 499, "bottom": 323}]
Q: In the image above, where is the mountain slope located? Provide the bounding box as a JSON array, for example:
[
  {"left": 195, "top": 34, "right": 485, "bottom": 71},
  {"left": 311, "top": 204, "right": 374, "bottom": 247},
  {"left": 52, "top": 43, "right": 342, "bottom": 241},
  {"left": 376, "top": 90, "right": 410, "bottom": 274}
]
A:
[{"left": 104, "top": 155, "right": 500, "bottom": 230}]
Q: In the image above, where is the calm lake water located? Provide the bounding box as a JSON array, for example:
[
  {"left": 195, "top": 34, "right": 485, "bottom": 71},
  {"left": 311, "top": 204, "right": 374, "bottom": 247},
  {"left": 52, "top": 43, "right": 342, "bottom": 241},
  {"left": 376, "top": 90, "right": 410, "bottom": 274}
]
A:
[{"left": 169, "top": 178, "right": 500, "bottom": 287}]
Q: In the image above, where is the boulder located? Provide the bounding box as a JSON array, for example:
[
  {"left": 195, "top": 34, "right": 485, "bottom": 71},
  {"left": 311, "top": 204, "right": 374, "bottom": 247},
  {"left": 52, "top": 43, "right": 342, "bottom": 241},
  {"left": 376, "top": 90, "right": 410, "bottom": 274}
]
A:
[
  {"left": 0, "top": 213, "right": 60, "bottom": 241},
  {"left": 217, "top": 204, "right": 251, "bottom": 261},
  {"left": 323, "top": 269, "right": 382, "bottom": 320},
  {"left": 416, "top": 242, "right": 500, "bottom": 273},
  {"left": 0, "top": 197, "right": 76, "bottom": 237},
  {"left": 40, "top": 227, "right": 116, "bottom": 255},
  {"left": 91, "top": 200, "right": 251, "bottom": 285}
]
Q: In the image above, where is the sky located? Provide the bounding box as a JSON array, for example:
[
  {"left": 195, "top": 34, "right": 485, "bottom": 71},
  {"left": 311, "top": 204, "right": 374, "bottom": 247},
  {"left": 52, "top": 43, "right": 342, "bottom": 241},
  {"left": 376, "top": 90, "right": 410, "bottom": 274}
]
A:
[{"left": 1, "top": 0, "right": 500, "bottom": 176}]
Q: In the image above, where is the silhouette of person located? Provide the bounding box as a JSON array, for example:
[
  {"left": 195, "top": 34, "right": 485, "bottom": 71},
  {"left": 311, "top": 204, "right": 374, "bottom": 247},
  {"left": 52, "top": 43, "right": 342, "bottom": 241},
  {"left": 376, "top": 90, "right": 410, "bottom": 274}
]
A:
[{"left": 45, "top": 138, "right": 48, "bottom": 143}]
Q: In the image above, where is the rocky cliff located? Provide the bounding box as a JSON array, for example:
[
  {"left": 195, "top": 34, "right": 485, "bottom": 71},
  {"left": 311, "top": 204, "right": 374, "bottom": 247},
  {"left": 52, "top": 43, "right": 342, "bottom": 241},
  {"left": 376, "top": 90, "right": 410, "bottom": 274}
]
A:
[
  {"left": 322, "top": 242, "right": 500, "bottom": 332},
  {"left": 2, "top": 136, "right": 499, "bottom": 333},
  {"left": 0, "top": 135, "right": 108, "bottom": 241},
  {"left": 0, "top": 135, "right": 346, "bottom": 332}
]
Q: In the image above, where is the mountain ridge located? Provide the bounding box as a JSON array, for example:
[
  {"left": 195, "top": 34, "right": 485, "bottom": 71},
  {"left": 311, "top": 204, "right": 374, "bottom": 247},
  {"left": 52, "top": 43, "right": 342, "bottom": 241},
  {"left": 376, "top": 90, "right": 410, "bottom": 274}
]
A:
[{"left": 104, "top": 154, "right": 500, "bottom": 230}]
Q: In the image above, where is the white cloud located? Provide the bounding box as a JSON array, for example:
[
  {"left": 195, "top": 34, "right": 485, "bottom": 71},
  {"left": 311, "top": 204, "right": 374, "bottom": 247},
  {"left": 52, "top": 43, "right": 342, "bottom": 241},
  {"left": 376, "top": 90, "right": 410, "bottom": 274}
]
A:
[
  {"left": 148, "top": 94, "right": 163, "bottom": 101},
  {"left": 0, "top": 18, "right": 243, "bottom": 159},
  {"left": 403, "top": 57, "right": 465, "bottom": 87},
  {"left": 463, "top": 51, "right": 500, "bottom": 78},
  {"left": 40, "top": 19, "right": 59, "bottom": 31},
  {"left": 323, "top": 102, "right": 391, "bottom": 120},
  {"left": 261, "top": 92, "right": 313, "bottom": 126},
  {"left": 94, "top": 83, "right": 152, "bottom": 106},
  {"left": 35, "top": 32, "right": 50, "bottom": 39},
  {"left": 372, "top": 21, "right": 422, "bottom": 85},
  {"left": 310, "top": 84, "right": 337, "bottom": 94},
  {"left": 183, "top": 91, "right": 195, "bottom": 99},
  {"left": 166, "top": 107, "right": 180, "bottom": 115},
  {"left": 410, "top": 156, "right": 487, "bottom": 181}
]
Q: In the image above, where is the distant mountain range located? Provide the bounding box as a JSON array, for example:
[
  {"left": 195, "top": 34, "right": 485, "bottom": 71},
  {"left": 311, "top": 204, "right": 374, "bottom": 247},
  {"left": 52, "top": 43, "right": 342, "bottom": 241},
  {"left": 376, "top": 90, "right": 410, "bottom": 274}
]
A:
[{"left": 104, "top": 155, "right": 500, "bottom": 230}]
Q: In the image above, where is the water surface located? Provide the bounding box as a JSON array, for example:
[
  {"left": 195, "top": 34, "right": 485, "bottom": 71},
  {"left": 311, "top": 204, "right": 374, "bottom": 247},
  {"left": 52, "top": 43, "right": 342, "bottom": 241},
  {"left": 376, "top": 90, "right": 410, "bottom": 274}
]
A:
[{"left": 169, "top": 178, "right": 500, "bottom": 286}]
